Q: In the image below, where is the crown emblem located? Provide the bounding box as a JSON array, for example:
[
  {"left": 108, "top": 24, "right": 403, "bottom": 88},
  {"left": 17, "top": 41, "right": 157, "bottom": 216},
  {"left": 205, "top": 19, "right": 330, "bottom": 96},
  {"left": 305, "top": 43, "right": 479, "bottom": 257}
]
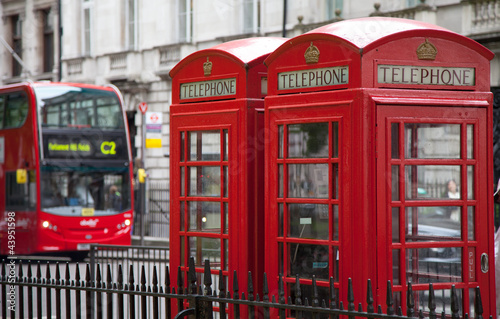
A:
[
  {"left": 416, "top": 39, "right": 437, "bottom": 60},
  {"left": 304, "top": 42, "right": 320, "bottom": 64},
  {"left": 203, "top": 57, "right": 213, "bottom": 76}
]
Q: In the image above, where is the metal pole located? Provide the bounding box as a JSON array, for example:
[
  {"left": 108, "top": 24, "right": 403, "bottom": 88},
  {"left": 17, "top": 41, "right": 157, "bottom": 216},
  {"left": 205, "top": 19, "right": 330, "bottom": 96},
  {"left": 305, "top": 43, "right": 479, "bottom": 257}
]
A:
[
  {"left": 140, "top": 113, "right": 146, "bottom": 245},
  {"left": 0, "top": 36, "right": 32, "bottom": 78}
]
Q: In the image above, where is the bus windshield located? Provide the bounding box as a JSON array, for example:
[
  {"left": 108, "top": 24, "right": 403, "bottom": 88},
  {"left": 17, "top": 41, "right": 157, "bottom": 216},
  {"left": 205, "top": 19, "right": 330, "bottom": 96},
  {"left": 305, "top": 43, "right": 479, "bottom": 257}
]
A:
[
  {"left": 40, "top": 166, "right": 131, "bottom": 216},
  {"left": 35, "top": 85, "right": 124, "bottom": 129}
]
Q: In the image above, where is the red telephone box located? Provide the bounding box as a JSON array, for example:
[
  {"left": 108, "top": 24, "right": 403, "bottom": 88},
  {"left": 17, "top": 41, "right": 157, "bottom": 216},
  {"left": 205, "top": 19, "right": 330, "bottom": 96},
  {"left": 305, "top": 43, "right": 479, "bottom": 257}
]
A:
[
  {"left": 264, "top": 17, "right": 496, "bottom": 317},
  {"left": 169, "top": 38, "right": 287, "bottom": 299}
]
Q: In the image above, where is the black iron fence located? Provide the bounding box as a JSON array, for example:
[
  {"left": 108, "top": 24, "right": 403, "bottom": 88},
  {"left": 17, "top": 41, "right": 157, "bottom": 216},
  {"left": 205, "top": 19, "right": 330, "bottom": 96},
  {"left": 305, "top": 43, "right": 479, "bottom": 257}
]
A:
[
  {"left": 133, "top": 181, "right": 169, "bottom": 239},
  {"left": 0, "top": 256, "right": 489, "bottom": 319}
]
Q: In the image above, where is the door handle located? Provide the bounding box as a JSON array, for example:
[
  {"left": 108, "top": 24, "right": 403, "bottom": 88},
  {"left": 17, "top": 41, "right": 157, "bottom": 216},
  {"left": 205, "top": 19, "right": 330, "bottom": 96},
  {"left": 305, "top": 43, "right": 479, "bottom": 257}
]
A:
[{"left": 480, "top": 253, "right": 489, "bottom": 273}]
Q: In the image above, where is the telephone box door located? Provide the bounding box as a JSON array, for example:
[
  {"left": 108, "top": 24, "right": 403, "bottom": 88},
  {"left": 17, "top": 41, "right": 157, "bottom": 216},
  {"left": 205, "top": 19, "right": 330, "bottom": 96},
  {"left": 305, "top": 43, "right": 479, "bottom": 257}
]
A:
[
  {"left": 376, "top": 104, "right": 494, "bottom": 316},
  {"left": 267, "top": 103, "right": 352, "bottom": 303}
]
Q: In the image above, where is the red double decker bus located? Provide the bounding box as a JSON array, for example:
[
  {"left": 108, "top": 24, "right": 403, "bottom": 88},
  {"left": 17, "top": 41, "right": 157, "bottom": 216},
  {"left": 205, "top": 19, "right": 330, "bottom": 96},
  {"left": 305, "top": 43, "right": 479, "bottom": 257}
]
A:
[{"left": 0, "top": 82, "right": 133, "bottom": 260}]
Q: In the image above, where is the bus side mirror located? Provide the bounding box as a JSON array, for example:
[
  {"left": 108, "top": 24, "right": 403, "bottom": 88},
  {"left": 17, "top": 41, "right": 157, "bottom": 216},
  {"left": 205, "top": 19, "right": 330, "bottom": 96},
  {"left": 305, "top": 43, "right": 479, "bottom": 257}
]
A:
[
  {"left": 138, "top": 168, "right": 147, "bottom": 184},
  {"left": 16, "top": 169, "right": 27, "bottom": 184}
]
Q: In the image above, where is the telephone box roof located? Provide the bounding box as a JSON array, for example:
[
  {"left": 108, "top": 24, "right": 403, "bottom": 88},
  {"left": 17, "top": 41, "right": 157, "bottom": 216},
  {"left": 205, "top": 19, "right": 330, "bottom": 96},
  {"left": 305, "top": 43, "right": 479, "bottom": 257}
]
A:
[
  {"left": 265, "top": 17, "right": 493, "bottom": 65},
  {"left": 169, "top": 37, "right": 287, "bottom": 78}
]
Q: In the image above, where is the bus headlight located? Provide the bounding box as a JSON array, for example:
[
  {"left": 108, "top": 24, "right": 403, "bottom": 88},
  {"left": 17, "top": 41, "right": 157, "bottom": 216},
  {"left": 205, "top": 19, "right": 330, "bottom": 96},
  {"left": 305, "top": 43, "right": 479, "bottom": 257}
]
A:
[
  {"left": 124, "top": 219, "right": 131, "bottom": 226},
  {"left": 42, "top": 221, "right": 50, "bottom": 228}
]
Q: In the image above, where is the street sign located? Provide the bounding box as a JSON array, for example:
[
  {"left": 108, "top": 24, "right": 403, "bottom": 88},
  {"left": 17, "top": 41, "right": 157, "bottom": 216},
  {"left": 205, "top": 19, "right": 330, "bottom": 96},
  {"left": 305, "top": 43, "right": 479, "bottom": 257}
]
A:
[{"left": 138, "top": 102, "right": 148, "bottom": 114}]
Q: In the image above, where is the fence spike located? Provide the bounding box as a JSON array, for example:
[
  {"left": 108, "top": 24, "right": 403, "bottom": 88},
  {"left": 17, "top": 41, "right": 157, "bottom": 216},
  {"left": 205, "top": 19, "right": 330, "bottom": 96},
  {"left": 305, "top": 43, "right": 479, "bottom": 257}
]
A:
[
  {"left": 55, "top": 262, "right": 61, "bottom": 285},
  {"left": 86, "top": 263, "right": 92, "bottom": 287},
  {"left": 272, "top": 295, "right": 276, "bottom": 303},
  {"left": 1, "top": 259, "right": 5, "bottom": 281},
  {"left": 204, "top": 260, "right": 212, "bottom": 296},
  {"left": 75, "top": 263, "right": 81, "bottom": 287},
  {"left": 128, "top": 264, "right": 135, "bottom": 291},
  {"left": 96, "top": 263, "right": 102, "bottom": 288},
  {"left": 256, "top": 293, "right": 260, "bottom": 302},
  {"left": 263, "top": 273, "right": 269, "bottom": 303},
  {"left": 233, "top": 270, "right": 239, "bottom": 300},
  {"left": 219, "top": 269, "right": 226, "bottom": 298},
  {"left": 330, "top": 277, "right": 337, "bottom": 310},
  {"left": 65, "top": 263, "right": 71, "bottom": 286},
  {"left": 177, "top": 266, "right": 184, "bottom": 294},
  {"left": 188, "top": 257, "right": 197, "bottom": 294},
  {"left": 321, "top": 299, "right": 326, "bottom": 308},
  {"left": 428, "top": 283, "right": 437, "bottom": 319},
  {"left": 45, "top": 261, "right": 52, "bottom": 284},
  {"left": 242, "top": 292, "right": 246, "bottom": 300},
  {"left": 339, "top": 301, "right": 344, "bottom": 310},
  {"left": 36, "top": 261, "right": 42, "bottom": 284},
  {"left": 248, "top": 271, "right": 254, "bottom": 301},
  {"left": 451, "top": 285, "right": 459, "bottom": 319},
  {"left": 304, "top": 298, "right": 310, "bottom": 307},
  {"left": 27, "top": 261, "right": 33, "bottom": 283},
  {"left": 465, "top": 314, "right": 469, "bottom": 319},
  {"left": 378, "top": 305, "right": 382, "bottom": 314},
  {"left": 358, "top": 303, "right": 363, "bottom": 312},
  {"left": 367, "top": 279, "right": 374, "bottom": 313},
  {"left": 141, "top": 265, "right": 147, "bottom": 288},
  {"left": 407, "top": 282, "right": 415, "bottom": 317},
  {"left": 17, "top": 260, "right": 23, "bottom": 283},
  {"left": 475, "top": 286, "right": 484, "bottom": 319},
  {"left": 419, "top": 309, "right": 424, "bottom": 319},
  {"left": 295, "top": 274, "right": 302, "bottom": 305},
  {"left": 279, "top": 274, "right": 285, "bottom": 305},
  {"left": 288, "top": 296, "right": 293, "bottom": 305},
  {"left": 107, "top": 264, "right": 113, "bottom": 287},
  {"left": 165, "top": 265, "right": 171, "bottom": 293},
  {"left": 442, "top": 310, "right": 446, "bottom": 319},
  {"left": 153, "top": 266, "right": 159, "bottom": 288},
  {"left": 117, "top": 265, "right": 123, "bottom": 290},
  {"left": 347, "top": 278, "right": 354, "bottom": 311},
  {"left": 387, "top": 281, "right": 395, "bottom": 315},
  {"left": 312, "top": 275, "right": 319, "bottom": 308}
]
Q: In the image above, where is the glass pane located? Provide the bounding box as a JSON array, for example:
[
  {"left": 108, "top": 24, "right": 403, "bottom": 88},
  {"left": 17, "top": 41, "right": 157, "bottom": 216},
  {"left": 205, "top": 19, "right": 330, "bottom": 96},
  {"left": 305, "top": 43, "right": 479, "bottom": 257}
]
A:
[
  {"left": 278, "top": 243, "right": 283, "bottom": 275},
  {"left": 278, "top": 203, "right": 284, "bottom": 237},
  {"left": 405, "top": 124, "right": 460, "bottom": 159},
  {"left": 188, "top": 201, "right": 221, "bottom": 232},
  {"left": 468, "top": 206, "right": 475, "bottom": 240},
  {"left": 392, "top": 207, "right": 400, "bottom": 242},
  {"left": 180, "top": 131, "right": 185, "bottom": 162},
  {"left": 405, "top": 206, "right": 461, "bottom": 242},
  {"left": 406, "top": 248, "right": 462, "bottom": 283},
  {"left": 392, "top": 249, "right": 400, "bottom": 285},
  {"left": 180, "top": 236, "right": 185, "bottom": 266},
  {"left": 224, "top": 239, "right": 228, "bottom": 270},
  {"left": 391, "top": 123, "right": 399, "bottom": 159},
  {"left": 223, "top": 166, "right": 228, "bottom": 197},
  {"left": 333, "top": 163, "right": 338, "bottom": 199},
  {"left": 405, "top": 165, "right": 460, "bottom": 200},
  {"left": 189, "top": 131, "right": 221, "bottom": 161},
  {"left": 223, "top": 202, "right": 228, "bottom": 234},
  {"left": 467, "top": 166, "right": 474, "bottom": 200},
  {"left": 467, "top": 124, "right": 473, "bottom": 159},
  {"left": 189, "top": 166, "right": 220, "bottom": 197},
  {"left": 288, "top": 203, "right": 329, "bottom": 240},
  {"left": 188, "top": 237, "right": 221, "bottom": 269},
  {"left": 288, "top": 164, "right": 329, "bottom": 198},
  {"left": 180, "top": 166, "right": 185, "bottom": 196},
  {"left": 278, "top": 164, "right": 284, "bottom": 198},
  {"left": 289, "top": 243, "right": 330, "bottom": 280},
  {"left": 288, "top": 123, "right": 329, "bottom": 158},
  {"left": 180, "top": 201, "right": 185, "bottom": 231},
  {"left": 392, "top": 165, "right": 399, "bottom": 201},
  {"left": 223, "top": 129, "right": 228, "bottom": 161},
  {"left": 332, "top": 205, "right": 339, "bottom": 241},
  {"left": 332, "top": 122, "right": 339, "bottom": 158},
  {"left": 278, "top": 125, "right": 284, "bottom": 159}
]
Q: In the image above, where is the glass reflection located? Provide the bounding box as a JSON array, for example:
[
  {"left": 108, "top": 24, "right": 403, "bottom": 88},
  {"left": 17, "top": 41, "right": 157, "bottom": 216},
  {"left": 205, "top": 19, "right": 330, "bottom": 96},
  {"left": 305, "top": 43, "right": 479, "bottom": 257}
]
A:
[
  {"left": 404, "top": 124, "right": 460, "bottom": 159},
  {"left": 288, "top": 164, "right": 328, "bottom": 198},
  {"left": 188, "top": 237, "right": 221, "bottom": 269},
  {"left": 406, "top": 248, "right": 462, "bottom": 283},
  {"left": 288, "top": 203, "right": 329, "bottom": 240},
  {"left": 289, "top": 243, "right": 332, "bottom": 280},
  {"left": 188, "top": 201, "right": 221, "bottom": 232},
  {"left": 405, "top": 165, "right": 460, "bottom": 200},
  {"left": 288, "top": 123, "right": 329, "bottom": 158},
  {"left": 189, "top": 166, "right": 220, "bottom": 197},
  {"left": 189, "top": 131, "right": 220, "bottom": 161},
  {"left": 405, "top": 206, "right": 461, "bottom": 242}
]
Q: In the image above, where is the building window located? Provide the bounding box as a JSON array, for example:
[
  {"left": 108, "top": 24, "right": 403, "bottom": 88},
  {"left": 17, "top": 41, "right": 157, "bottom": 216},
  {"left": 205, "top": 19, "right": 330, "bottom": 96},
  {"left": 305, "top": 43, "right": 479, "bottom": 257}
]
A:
[
  {"left": 326, "top": 0, "right": 342, "bottom": 20},
  {"left": 11, "top": 15, "right": 23, "bottom": 77},
  {"left": 42, "top": 9, "right": 54, "bottom": 73},
  {"left": 178, "top": 0, "right": 193, "bottom": 43},
  {"left": 243, "top": 0, "right": 260, "bottom": 34},
  {"left": 82, "top": 0, "right": 93, "bottom": 56},
  {"left": 126, "top": 0, "right": 137, "bottom": 50}
]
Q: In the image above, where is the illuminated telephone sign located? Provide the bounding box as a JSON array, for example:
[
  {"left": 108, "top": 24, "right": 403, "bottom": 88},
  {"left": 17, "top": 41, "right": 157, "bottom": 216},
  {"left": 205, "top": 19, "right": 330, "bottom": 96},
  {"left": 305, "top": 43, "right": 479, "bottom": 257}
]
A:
[{"left": 43, "top": 134, "right": 126, "bottom": 160}]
